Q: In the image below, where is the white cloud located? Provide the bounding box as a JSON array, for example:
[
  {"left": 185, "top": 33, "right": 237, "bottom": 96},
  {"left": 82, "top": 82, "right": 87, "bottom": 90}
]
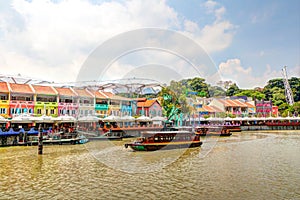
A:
[
  {"left": 183, "top": 1, "right": 236, "bottom": 53},
  {"left": 0, "top": 0, "right": 235, "bottom": 83},
  {"left": 204, "top": 0, "right": 218, "bottom": 13},
  {"left": 219, "top": 59, "right": 252, "bottom": 76},
  {"left": 216, "top": 59, "right": 298, "bottom": 88}
]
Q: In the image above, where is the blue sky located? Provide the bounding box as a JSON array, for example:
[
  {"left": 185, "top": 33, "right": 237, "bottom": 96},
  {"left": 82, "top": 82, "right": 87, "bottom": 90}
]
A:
[{"left": 0, "top": 0, "right": 299, "bottom": 88}]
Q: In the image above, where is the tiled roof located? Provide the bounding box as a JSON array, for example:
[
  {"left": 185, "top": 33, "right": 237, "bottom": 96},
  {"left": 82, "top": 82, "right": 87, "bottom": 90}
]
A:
[
  {"left": 74, "top": 88, "right": 93, "bottom": 98},
  {"left": 203, "top": 105, "right": 223, "bottom": 113},
  {"left": 54, "top": 87, "right": 76, "bottom": 96},
  {"left": 235, "top": 100, "right": 248, "bottom": 107},
  {"left": 137, "top": 99, "right": 158, "bottom": 108},
  {"left": 0, "top": 82, "right": 9, "bottom": 93},
  {"left": 32, "top": 85, "right": 57, "bottom": 95},
  {"left": 94, "top": 90, "right": 107, "bottom": 99},
  {"left": 101, "top": 91, "right": 114, "bottom": 98},
  {"left": 203, "top": 105, "right": 214, "bottom": 112},
  {"left": 110, "top": 94, "right": 131, "bottom": 101},
  {"left": 99, "top": 91, "right": 131, "bottom": 101},
  {"left": 245, "top": 102, "right": 255, "bottom": 108},
  {"left": 9, "top": 83, "right": 34, "bottom": 94},
  {"left": 218, "top": 99, "right": 247, "bottom": 107}
]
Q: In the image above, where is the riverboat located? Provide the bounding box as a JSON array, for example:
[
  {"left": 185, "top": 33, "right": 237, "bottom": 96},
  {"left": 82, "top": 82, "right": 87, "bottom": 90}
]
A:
[
  {"left": 124, "top": 130, "right": 202, "bottom": 151},
  {"left": 195, "top": 125, "right": 232, "bottom": 136},
  {"left": 223, "top": 123, "right": 241, "bottom": 132}
]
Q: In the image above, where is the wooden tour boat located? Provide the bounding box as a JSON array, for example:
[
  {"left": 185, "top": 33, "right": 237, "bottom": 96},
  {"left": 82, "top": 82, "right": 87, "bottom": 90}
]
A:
[
  {"left": 195, "top": 125, "right": 232, "bottom": 136},
  {"left": 124, "top": 130, "right": 202, "bottom": 151}
]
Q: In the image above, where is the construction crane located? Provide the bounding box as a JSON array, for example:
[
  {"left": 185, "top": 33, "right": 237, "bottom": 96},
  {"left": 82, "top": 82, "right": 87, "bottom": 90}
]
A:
[{"left": 281, "top": 66, "right": 294, "bottom": 105}]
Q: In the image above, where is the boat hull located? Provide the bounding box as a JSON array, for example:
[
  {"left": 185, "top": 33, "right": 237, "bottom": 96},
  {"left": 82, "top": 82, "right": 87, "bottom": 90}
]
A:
[
  {"left": 88, "top": 136, "right": 122, "bottom": 141},
  {"left": 198, "top": 133, "right": 232, "bottom": 137},
  {"left": 125, "top": 141, "right": 202, "bottom": 151}
]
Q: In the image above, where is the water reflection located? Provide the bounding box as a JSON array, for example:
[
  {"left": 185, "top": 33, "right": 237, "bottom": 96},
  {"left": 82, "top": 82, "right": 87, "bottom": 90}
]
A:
[{"left": 0, "top": 131, "right": 299, "bottom": 200}]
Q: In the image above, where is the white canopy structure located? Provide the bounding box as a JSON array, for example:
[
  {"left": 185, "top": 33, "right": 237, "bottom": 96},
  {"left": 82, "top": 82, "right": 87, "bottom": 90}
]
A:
[
  {"left": 103, "top": 115, "right": 121, "bottom": 122},
  {"left": 11, "top": 113, "right": 37, "bottom": 123},
  {"left": 78, "top": 115, "right": 99, "bottom": 122},
  {"left": 120, "top": 115, "right": 135, "bottom": 122},
  {"left": 0, "top": 115, "right": 8, "bottom": 123},
  {"left": 136, "top": 115, "right": 152, "bottom": 121},
  {"left": 34, "top": 115, "right": 56, "bottom": 123},
  {"left": 151, "top": 116, "right": 166, "bottom": 121},
  {"left": 54, "top": 115, "right": 76, "bottom": 123}
]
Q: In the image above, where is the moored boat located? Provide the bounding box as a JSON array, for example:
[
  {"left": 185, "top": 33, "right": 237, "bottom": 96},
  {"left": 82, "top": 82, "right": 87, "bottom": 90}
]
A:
[
  {"left": 195, "top": 125, "right": 232, "bottom": 136},
  {"left": 124, "top": 130, "right": 202, "bottom": 151}
]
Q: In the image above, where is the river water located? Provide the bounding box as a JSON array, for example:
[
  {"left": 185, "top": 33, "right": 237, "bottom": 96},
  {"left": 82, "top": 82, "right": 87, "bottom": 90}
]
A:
[{"left": 0, "top": 130, "right": 299, "bottom": 200}]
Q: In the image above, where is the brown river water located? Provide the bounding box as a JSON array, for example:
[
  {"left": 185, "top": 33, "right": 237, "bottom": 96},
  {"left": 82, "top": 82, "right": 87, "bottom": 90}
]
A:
[{"left": 0, "top": 130, "right": 299, "bottom": 200}]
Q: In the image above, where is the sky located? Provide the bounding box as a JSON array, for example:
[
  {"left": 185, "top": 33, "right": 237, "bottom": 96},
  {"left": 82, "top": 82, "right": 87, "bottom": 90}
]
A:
[{"left": 0, "top": 0, "right": 299, "bottom": 88}]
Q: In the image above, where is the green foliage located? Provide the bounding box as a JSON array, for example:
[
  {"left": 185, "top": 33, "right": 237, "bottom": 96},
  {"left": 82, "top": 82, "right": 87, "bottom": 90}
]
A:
[
  {"left": 158, "top": 87, "right": 182, "bottom": 120},
  {"left": 180, "top": 77, "right": 209, "bottom": 98},
  {"left": 289, "top": 77, "right": 300, "bottom": 102},
  {"left": 203, "top": 115, "right": 210, "bottom": 119},
  {"left": 234, "top": 89, "right": 265, "bottom": 100},
  {"left": 155, "top": 76, "right": 300, "bottom": 117},
  {"left": 227, "top": 113, "right": 236, "bottom": 118},
  {"left": 263, "top": 77, "right": 300, "bottom": 103},
  {"left": 292, "top": 101, "right": 300, "bottom": 116},
  {"left": 226, "top": 83, "right": 240, "bottom": 96},
  {"left": 208, "top": 85, "right": 226, "bottom": 97}
]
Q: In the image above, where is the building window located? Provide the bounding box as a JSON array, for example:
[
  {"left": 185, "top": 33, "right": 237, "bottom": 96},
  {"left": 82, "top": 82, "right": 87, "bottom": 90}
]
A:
[
  {"left": 37, "top": 109, "right": 42, "bottom": 114},
  {"left": 0, "top": 108, "right": 6, "bottom": 114},
  {"left": 50, "top": 109, "right": 55, "bottom": 115},
  {"left": 0, "top": 95, "right": 8, "bottom": 100},
  {"left": 37, "top": 96, "right": 56, "bottom": 102},
  {"left": 26, "top": 97, "right": 32, "bottom": 101}
]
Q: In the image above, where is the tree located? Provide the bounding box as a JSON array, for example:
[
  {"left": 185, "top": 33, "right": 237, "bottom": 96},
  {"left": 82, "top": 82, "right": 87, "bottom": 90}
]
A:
[
  {"left": 289, "top": 77, "right": 300, "bottom": 102},
  {"left": 234, "top": 89, "right": 265, "bottom": 100},
  {"left": 226, "top": 83, "right": 240, "bottom": 96},
  {"left": 208, "top": 85, "right": 226, "bottom": 97},
  {"left": 158, "top": 87, "right": 182, "bottom": 121},
  {"left": 217, "top": 80, "right": 234, "bottom": 90},
  {"left": 263, "top": 77, "right": 300, "bottom": 104},
  {"left": 183, "top": 77, "right": 209, "bottom": 97}
]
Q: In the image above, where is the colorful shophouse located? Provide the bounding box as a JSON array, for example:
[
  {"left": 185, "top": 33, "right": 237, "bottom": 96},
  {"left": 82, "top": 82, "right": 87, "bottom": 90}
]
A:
[
  {"left": 209, "top": 99, "right": 249, "bottom": 117},
  {"left": 55, "top": 87, "right": 78, "bottom": 117},
  {"left": 32, "top": 84, "right": 58, "bottom": 117},
  {"left": 0, "top": 82, "right": 10, "bottom": 118},
  {"left": 120, "top": 96, "right": 134, "bottom": 117},
  {"left": 9, "top": 83, "right": 35, "bottom": 117},
  {"left": 94, "top": 90, "right": 109, "bottom": 118},
  {"left": 74, "top": 88, "right": 94, "bottom": 117},
  {"left": 255, "top": 100, "right": 272, "bottom": 117},
  {"left": 136, "top": 98, "right": 162, "bottom": 117},
  {"left": 104, "top": 92, "right": 132, "bottom": 117}
]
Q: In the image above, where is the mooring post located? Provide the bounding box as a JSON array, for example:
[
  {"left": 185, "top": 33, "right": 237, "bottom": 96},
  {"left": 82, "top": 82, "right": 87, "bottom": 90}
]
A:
[{"left": 38, "top": 124, "right": 43, "bottom": 155}]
